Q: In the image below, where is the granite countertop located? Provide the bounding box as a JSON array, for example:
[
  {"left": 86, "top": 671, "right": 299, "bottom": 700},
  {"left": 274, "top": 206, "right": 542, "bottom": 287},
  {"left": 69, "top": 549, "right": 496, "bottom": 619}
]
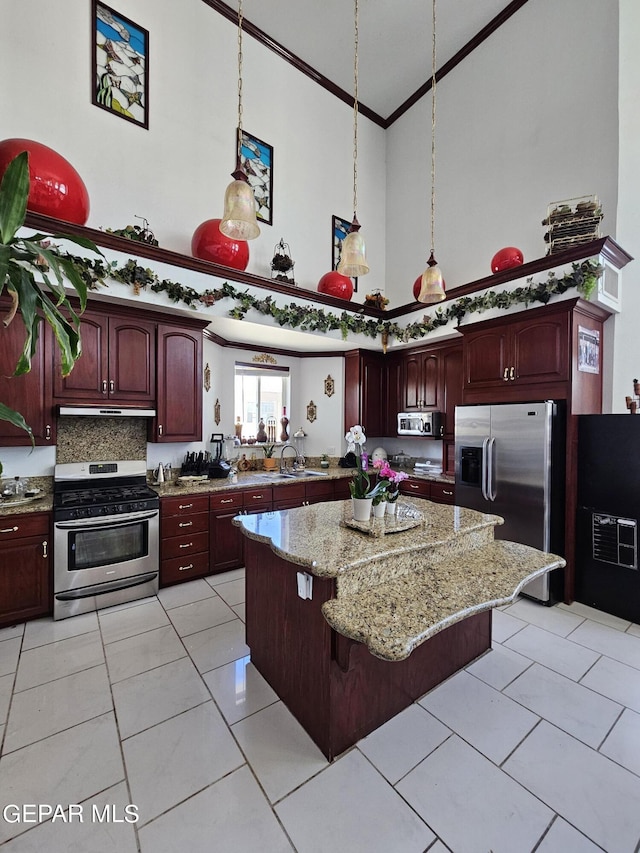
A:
[
  {"left": 234, "top": 498, "right": 502, "bottom": 579},
  {"left": 234, "top": 498, "right": 565, "bottom": 662}
]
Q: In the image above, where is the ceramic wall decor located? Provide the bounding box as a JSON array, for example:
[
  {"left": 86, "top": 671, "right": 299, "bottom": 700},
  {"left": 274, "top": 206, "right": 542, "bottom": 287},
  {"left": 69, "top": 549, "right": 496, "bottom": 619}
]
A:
[
  {"left": 324, "top": 375, "right": 335, "bottom": 397},
  {"left": 306, "top": 401, "right": 317, "bottom": 422}
]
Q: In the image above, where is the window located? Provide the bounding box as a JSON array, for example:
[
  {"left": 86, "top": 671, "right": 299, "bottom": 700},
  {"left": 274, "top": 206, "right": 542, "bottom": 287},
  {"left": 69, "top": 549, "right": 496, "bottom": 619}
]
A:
[{"left": 234, "top": 363, "right": 289, "bottom": 440}]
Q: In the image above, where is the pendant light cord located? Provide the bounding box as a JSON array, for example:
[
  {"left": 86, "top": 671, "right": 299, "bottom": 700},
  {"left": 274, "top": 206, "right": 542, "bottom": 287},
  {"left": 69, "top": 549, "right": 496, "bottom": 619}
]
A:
[
  {"left": 430, "top": 0, "right": 437, "bottom": 256},
  {"left": 236, "top": 0, "right": 244, "bottom": 162},
  {"left": 352, "top": 0, "right": 360, "bottom": 217}
]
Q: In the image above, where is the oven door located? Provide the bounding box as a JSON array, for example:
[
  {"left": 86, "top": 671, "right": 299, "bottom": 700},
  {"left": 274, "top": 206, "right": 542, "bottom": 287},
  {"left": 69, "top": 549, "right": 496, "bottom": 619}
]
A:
[{"left": 54, "top": 509, "right": 160, "bottom": 594}]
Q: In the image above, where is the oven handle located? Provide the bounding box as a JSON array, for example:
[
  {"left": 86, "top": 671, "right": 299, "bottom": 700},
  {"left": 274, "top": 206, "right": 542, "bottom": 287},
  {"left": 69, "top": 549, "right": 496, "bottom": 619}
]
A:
[
  {"left": 54, "top": 509, "right": 159, "bottom": 530},
  {"left": 54, "top": 571, "right": 159, "bottom": 601}
]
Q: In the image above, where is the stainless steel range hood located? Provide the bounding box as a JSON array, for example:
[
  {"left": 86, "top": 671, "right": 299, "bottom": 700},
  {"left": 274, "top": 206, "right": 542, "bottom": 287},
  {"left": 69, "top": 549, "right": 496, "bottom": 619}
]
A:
[{"left": 57, "top": 406, "right": 157, "bottom": 417}]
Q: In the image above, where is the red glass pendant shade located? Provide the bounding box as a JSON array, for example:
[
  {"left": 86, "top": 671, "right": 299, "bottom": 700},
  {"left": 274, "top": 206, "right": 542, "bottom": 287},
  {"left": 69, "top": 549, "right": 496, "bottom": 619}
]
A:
[
  {"left": 491, "top": 246, "right": 524, "bottom": 274},
  {"left": 0, "top": 138, "right": 90, "bottom": 225},
  {"left": 317, "top": 271, "right": 354, "bottom": 300},
  {"left": 191, "top": 218, "right": 249, "bottom": 270}
]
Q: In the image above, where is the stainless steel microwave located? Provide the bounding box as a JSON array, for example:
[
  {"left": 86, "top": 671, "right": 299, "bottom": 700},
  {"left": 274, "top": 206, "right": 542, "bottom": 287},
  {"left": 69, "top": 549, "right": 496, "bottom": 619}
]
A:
[{"left": 397, "top": 412, "right": 442, "bottom": 437}]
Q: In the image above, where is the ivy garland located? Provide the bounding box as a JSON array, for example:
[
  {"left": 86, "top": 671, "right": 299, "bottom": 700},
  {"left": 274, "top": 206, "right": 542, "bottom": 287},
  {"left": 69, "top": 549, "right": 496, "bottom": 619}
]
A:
[{"left": 60, "top": 252, "right": 602, "bottom": 347}]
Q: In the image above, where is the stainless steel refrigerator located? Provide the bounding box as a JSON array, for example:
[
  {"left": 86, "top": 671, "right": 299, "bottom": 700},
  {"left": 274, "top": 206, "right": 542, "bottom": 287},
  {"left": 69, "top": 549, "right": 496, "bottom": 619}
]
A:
[{"left": 454, "top": 401, "right": 565, "bottom": 603}]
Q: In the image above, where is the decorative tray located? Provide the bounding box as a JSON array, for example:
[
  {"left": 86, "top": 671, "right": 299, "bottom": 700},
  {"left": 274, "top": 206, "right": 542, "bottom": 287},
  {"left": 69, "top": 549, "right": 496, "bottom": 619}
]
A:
[
  {"left": 0, "top": 493, "right": 46, "bottom": 507},
  {"left": 177, "top": 475, "right": 209, "bottom": 483},
  {"left": 341, "top": 502, "right": 424, "bottom": 537}
]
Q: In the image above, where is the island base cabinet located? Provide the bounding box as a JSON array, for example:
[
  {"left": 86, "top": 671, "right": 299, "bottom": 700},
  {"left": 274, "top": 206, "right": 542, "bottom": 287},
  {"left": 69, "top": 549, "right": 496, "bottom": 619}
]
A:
[{"left": 244, "top": 538, "right": 491, "bottom": 761}]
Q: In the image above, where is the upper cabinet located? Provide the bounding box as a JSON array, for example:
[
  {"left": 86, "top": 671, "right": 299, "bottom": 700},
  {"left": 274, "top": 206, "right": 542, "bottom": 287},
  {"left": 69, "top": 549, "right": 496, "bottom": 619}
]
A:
[
  {"left": 0, "top": 301, "right": 55, "bottom": 446},
  {"left": 400, "top": 349, "right": 440, "bottom": 412},
  {"left": 458, "top": 298, "right": 610, "bottom": 409},
  {"left": 152, "top": 323, "right": 203, "bottom": 443},
  {"left": 53, "top": 309, "right": 156, "bottom": 405},
  {"left": 344, "top": 349, "right": 386, "bottom": 436}
]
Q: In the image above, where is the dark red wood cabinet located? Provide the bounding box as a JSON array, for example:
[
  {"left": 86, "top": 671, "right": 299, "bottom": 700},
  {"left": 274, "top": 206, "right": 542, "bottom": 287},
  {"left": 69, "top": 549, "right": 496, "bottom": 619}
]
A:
[
  {"left": 53, "top": 309, "right": 156, "bottom": 405},
  {"left": 0, "top": 304, "right": 55, "bottom": 446},
  {"left": 209, "top": 492, "right": 245, "bottom": 574},
  {"left": 160, "top": 495, "right": 210, "bottom": 586},
  {"left": 344, "top": 349, "right": 386, "bottom": 436},
  {"left": 399, "top": 348, "right": 440, "bottom": 412},
  {"left": 0, "top": 513, "right": 51, "bottom": 627},
  {"left": 152, "top": 323, "right": 203, "bottom": 443}
]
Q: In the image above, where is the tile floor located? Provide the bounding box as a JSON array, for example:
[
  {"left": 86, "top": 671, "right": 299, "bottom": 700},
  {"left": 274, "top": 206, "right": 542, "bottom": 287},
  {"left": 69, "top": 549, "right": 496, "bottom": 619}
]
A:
[{"left": 0, "top": 571, "right": 639, "bottom": 852}]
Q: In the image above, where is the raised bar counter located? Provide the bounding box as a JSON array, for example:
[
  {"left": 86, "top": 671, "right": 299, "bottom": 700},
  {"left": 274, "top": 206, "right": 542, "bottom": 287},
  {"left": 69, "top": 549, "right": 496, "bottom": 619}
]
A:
[{"left": 234, "top": 498, "right": 565, "bottom": 759}]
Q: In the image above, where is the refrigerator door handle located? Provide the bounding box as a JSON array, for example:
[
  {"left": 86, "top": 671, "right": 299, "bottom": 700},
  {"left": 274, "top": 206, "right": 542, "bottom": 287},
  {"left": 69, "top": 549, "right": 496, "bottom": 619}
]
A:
[
  {"left": 487, "top": 436, "right": 497, "bottom": 501},
  {"left": 481, "top": 437, "right": 490, "bottom": 501}
]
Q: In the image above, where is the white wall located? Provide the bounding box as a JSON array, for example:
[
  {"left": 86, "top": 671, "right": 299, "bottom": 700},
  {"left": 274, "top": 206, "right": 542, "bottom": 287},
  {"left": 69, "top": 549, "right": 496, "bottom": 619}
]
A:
[
  {"left": 612, "top": 0, "right": 640, "bottom": 412},
  {"left": 1, "top": 0, "right": 386, "bottom": 294},
  {"left": 385, "top": 0, "right": 619, "bottom": 303}
]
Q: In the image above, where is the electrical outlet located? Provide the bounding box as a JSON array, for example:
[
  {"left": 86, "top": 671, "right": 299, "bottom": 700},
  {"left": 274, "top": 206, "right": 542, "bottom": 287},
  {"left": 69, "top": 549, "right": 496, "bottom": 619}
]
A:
[{"left": 327, "top": 446, "right": 335, "bottom": 455}]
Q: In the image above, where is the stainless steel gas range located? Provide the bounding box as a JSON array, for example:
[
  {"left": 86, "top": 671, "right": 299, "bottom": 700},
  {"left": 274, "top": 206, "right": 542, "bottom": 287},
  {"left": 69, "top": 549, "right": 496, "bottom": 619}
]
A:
[{"left": 53, "top": 460, "right": 160, "bottom": 620}]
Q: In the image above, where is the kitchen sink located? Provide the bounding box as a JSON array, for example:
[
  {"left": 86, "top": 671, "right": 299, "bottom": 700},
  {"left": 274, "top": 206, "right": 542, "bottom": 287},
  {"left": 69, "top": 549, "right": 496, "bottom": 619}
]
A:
[{"left": 279, "top": 469, "right": 328, "bottom": 478}]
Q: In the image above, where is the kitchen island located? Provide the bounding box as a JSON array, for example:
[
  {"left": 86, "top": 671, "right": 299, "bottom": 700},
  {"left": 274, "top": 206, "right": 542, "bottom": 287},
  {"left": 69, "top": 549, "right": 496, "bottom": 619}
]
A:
[{"left": 234, "top": 498, "right": 565, "bottom": 760}]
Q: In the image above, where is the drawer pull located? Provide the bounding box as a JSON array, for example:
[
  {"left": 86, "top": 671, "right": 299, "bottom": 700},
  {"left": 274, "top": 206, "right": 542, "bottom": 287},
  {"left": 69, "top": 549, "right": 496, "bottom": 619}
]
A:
[
  {"left": 178, "top": 563, "right": 194, "bottom": 572},
  {"left": 1, "top": 526, "right": 19, "bottom": 534},
  {"left": 179, "top": 542, "right": 193, "bottom": 549},
  {"left": 179, "top": 503, "right": 194, "bottom": 510},
  {"left": 442, "top": 490, "right": 453, "bottom": 496},
  {"left": 409, "top": 484, "right": 420, "bottom": 490},
  {"left": 178, "top": 521, "right": 193, "bottom": 528},
  {"left": 252, "top": 494, "right": 264, "bottom": 499},
  {"left": 220, "top": 498, "right": 234, "bottom": 504}
]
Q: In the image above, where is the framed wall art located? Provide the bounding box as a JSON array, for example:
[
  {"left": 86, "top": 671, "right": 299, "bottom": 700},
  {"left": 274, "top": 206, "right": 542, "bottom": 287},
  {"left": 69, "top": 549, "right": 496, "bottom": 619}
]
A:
[
  {"left": 238, "top": 129, "right": 273, "bottom": 225},
  {"left": 332, "top": 214, "right": 358, "bottom": 292},
  {"left": 92, "top": 0, "right": 149, "bottom": 129}
]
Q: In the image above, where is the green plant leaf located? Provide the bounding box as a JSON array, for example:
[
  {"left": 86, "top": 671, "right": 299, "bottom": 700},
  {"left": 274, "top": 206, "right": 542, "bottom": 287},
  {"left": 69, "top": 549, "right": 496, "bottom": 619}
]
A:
[
  {"left": 0, "top": 401, "right": 34, "bottom": 443},
  {"left": 0, "top": 152, "right": 29, "bottom": 244},
  {"left": 8, "top": 267, "right": 40, "bottom": 375}
]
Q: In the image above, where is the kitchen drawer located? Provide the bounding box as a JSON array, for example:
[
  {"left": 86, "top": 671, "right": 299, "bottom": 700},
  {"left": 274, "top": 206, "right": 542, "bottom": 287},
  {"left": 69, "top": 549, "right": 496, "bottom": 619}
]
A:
[
  {"left": 273, "top": 498, "right": 306, "bottom": 510},
  {"left": 162, "top": 511, "right": 209, "bottom": 539},
  {"left": 242, "top": 487, "right": 273, "bottom": 507},
  {"left": 162, "top": 494, "right": 209, "bottom": 517},
  {"left": 0, "top": 512, "right": 50, "bottom": 541},
  {"left": 430, "top": 482, "right": 455, "bottom": 504},
  {"left": 305, "top": 480, "right": 333, "bottom": 500},
  {"left": 161, "top": 530, "right": 209, "bottom": 560},
  {"left": 273, "top": 483, "right": 305, "bottom": 502},
  {"left": 161, "top": 550, "right": 210, "bottom": 585},
  {"left": 210, "top": 492, "right": 243, "bottom": 512},
  {"left": 400, "top": 478, "right": 431, "bottom": 498},
  {"left": 333, "top": 477, "right": 353, "bottom": 499}
]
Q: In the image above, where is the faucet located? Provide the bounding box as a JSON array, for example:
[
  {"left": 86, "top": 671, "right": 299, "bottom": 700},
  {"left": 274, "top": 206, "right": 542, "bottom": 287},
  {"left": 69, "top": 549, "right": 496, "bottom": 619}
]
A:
[{"left": 280, "top": 443, "right": 304, "bottom": 473}]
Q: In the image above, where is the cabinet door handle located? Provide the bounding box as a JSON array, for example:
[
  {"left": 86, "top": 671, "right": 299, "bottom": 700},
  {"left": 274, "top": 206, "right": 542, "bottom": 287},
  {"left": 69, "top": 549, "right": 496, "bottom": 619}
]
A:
[
  {"left": 45, "top": 425, "right": 52, "bottom": 440},
  {"left": 179, "top": 542, "right": 193, "bottom": 549},
  {"left": 102, "top": 380, "right": 108, "bottom": 393},
  {"left": 509, "top": 366, "right": 515, "bottom": 380},
  {"left": 158, "top": 425, "right": 163, "bottom": 436},
  {"left": 0, "top": 526, "right": 19, "bottom": 534},
  {"left": 43, "top": 540, "right": 48, "bottom": 558},
  {"left": 178, "top": 503, "right": 193, "bottom": 510},
  {"left": 178, "top": 563, "right": 194, "bottom": 572},
  {"left": 109, "top": 379, "right": 115, "bottom": 393},
  {"left": 503, "top": 367, "right": 509, "bottom": 381},
  {"left": 220, "top": 498, "right": 234, "bottom": 504},
  {"left": 178, "top": 521, "right": 193, "bottom": 528}
]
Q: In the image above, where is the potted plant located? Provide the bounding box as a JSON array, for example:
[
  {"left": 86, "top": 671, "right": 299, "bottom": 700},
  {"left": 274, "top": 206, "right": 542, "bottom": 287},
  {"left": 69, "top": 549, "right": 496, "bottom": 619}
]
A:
[
  {"left": 261, "top": 443, "right": 278, "bottom": 471},
  {"left": 345, "top": 425, "right": 385, "bottom": 521},
  {"left": 372, "top": 458, "right": 408, "bottom": 515},
  {"left": 0, "top": 151, "right": 100, "bottom": 438},
  {"left": 320, "top": 453, "right": 330, "bottom": 469}
]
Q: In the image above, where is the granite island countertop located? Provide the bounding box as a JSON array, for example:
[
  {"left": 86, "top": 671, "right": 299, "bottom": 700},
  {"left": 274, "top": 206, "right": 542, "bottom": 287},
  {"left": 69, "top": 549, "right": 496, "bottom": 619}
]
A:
[{"left": 234, "top": 498, "right": 565, "bottom": 662}]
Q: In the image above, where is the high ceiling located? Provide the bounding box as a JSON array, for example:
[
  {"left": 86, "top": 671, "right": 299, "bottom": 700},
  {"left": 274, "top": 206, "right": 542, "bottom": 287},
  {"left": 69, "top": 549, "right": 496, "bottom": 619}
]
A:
[{"left": 223, "top": 0, "right": 526, "bottom": 122}]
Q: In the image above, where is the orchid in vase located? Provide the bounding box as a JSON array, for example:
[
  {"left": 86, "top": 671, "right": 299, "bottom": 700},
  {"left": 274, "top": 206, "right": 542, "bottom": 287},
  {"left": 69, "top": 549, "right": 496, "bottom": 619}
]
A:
[
  {"left": 372, "top": 459, "right": 409, "bottom": 504},
  {"left": 345, "top": 425, "right": 386, "bottom": 501}
]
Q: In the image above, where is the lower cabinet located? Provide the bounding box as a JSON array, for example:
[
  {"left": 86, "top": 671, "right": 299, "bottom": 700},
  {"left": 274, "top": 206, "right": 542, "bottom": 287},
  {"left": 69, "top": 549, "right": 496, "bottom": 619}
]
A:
[
  {"left": 210, "top": 492, "right": 244, "bottom": 574},
  {"left": 399, "top": 478, "right": 455, "bottom": 505},
  {"left": 0, "top": 513, "right": 51, "bottom": 628},
  {"left": 160, "top": 495, "right": 210, "bottom": 586}
]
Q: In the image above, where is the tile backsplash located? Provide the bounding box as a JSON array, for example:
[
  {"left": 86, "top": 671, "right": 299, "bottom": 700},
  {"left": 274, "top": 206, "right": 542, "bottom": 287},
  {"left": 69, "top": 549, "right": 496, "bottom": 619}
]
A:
[{"left": 56, "top": 417, "right": 148, "bottom": 463}]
